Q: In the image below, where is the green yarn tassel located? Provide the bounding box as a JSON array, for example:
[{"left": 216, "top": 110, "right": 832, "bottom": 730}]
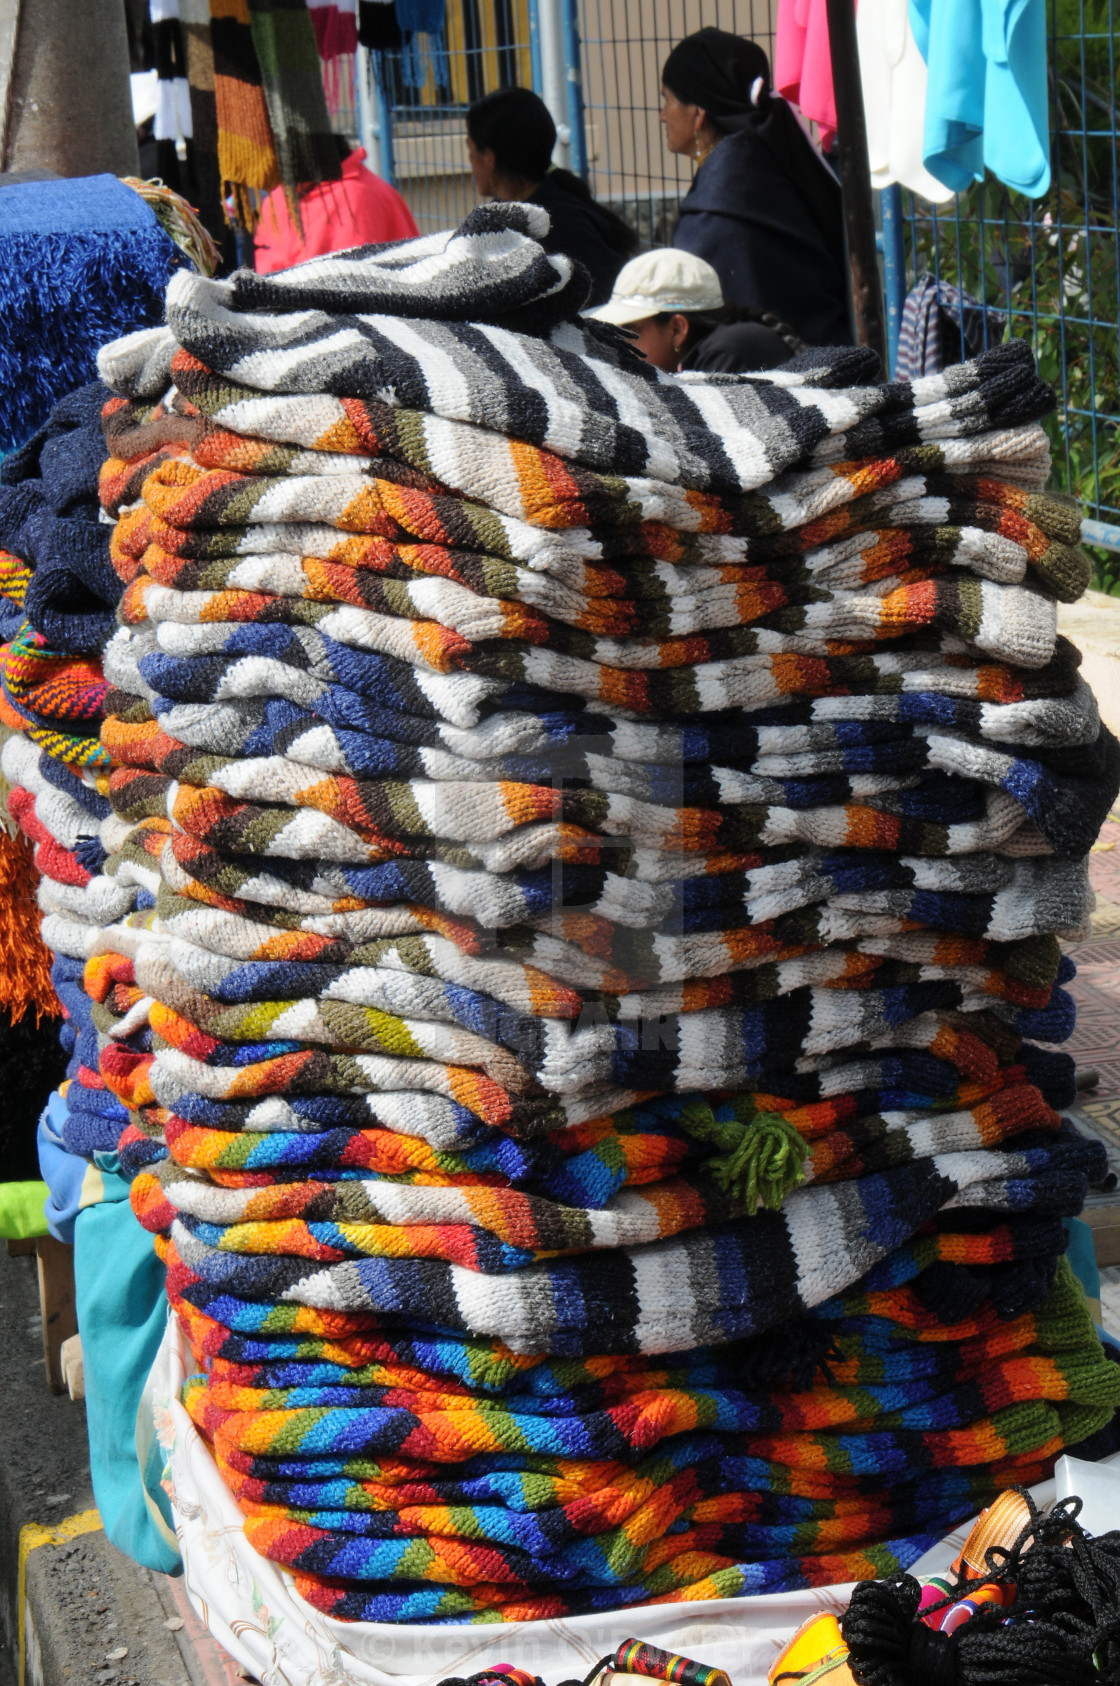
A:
[
  {"left": 678, "top": 1099, "right": 809, "bottom": 1214},
  {"left": 708, "top": 1111, "right": 809, "bottom": 1213}
]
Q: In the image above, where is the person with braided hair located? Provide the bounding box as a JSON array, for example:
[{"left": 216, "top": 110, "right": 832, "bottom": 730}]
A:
[
  {"left": 661, "top": 27, "right": 852, "bottom": 346},
  {"left": 587, "top": 249, "right": 803, "bottom": 373}
]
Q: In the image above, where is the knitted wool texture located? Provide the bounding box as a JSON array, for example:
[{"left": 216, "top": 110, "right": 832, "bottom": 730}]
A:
[
  {"left": 0, "top": 385, "right": 140, "bottom": 1161},
  {"left": 180, "top": 0, "right": 226, "bottom": 240},
  {"left": 89, "top": 209, "right": 1120, "bottom": 1617},
  {"left": 114, "top": 307, "right": 1060, "bottom": 495},
  {"left": 246, "top": 0, "right": 341, "bottom": 203},
  {"left": 1, "top": 381, "right": 123, "bottom": 657},
  {"left": 161, "top": 1250, "right": 1118, "bottom": 1618},
  {"left": 208, "top": 0, "right": 281, "bottom": 227},
  {"left": 0, "top": 826, "right": 59, "bottom": 1022}
]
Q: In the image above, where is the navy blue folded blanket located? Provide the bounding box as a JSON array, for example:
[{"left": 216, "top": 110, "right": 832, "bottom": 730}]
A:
[{"left": 0, "top": 380, "right": 125, "bottom": 652}]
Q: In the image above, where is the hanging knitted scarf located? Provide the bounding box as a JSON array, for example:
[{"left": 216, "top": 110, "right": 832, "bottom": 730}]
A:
[
  {"left": 357, "top": 0, "right": 401, "bottom": 51},
  {"left": 208, "top": 0, "right": 281, "bottom": 228},
  {"left": 0, "top": 826, "right": 58, "bottom": 1022},
  {"left": 180, "top": 0, "right": 227, "bottom": 239},
  {"left": 309, "top": 0, "right": 358, "bottom": 58},
  {"left": 396, "top": 0, "right": 446, "bottom": 93},
  {"left": 246, "top": 0, "right": 343, "bottom": 201},
  {"left": 308, "top": 0, "right": 358, "bottom": 116},
  {"left": 150, "top": 0, "right": 194, "bottom": 196}
]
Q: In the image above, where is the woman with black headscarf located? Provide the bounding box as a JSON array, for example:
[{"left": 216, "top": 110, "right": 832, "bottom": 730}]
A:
[{"left": 661, "top": 28, "right": 852, "bottom": 345}]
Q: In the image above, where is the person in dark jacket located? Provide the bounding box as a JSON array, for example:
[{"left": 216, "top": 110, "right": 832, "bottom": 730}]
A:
[
  {"left": 588, "top": 248, "right": 803, "bottom": 373},
  {"left": 660, "top": 28, "right": 852, "bottom": 345},
  {"left": 466, "top": 87, "right": 637, "bottom": 307}
]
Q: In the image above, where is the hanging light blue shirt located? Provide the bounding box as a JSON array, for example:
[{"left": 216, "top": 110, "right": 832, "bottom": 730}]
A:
[{"left": 908, "top": 0, "right": 1050, "bottom": 196}]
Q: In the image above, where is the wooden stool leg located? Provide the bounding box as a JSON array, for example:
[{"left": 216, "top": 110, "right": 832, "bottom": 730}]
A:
[
  {"left": 59, "top": 1333, "right": 85, "bottom": 1400},
  {"left": 35, "top": 1235, "right": 77, "bottom": 1394}
]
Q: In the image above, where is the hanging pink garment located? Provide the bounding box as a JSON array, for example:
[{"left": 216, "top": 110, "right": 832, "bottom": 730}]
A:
[
  {"left": 774, "top": 0, "right": 839, "bottom": 150},
  {"left": 308, "top": 0, "right": 359, "bottom": 58},
  {"left": 308, "top": 0, "right": 359, "bottom": 113}
]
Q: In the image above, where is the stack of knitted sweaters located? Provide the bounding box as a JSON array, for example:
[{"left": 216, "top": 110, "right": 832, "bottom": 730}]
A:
[
  {"left": 0, "top": 382, "right": 146, "bottom": 1163},
  {"left": 93, "top": 206, "right": 1119, "bottom": 1622}
]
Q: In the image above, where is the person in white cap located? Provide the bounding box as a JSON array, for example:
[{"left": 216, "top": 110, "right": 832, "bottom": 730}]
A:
[{"left": 587, "top": 248, "right": 802, "bottom": 374}]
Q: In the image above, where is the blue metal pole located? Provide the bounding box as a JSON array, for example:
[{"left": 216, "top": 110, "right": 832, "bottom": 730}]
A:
[
  {"left": 879, "top": 183, "right": 906, "bottom": 377},
  {"left": 528, "top": 0, "right": 543, "bottom": 96},
  {"left": 559, "top": 0, "right": 588, "bottom": 180},
  {"left": 1082, "top": 517, "right": 1120, "bottom": 555},
  {"left": 373, "top": 51, "right": 396, "bottom": 189},
  {"left": 356, "top": 44, "right": 381, "bottom": 179}
]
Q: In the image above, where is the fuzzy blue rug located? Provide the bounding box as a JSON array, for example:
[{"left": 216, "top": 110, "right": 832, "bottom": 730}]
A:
[{"left": 0, "top": 173, "right": 184, "bottom": 452}]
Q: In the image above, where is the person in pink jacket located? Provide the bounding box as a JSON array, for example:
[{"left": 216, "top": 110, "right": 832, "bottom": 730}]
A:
[{"left": 253, "top": 138, "right": 418, "bottom": 273}]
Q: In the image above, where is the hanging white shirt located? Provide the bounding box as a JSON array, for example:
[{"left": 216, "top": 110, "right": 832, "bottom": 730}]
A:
[{"left": 857, "top": 0, "right": 954, "bottom": 202}]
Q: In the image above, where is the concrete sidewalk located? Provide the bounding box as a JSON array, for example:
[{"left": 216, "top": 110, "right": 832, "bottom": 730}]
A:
[
  {"left": 1056, "top": 586, "right": 1120, "bottom": 1320},
  {"left": 1057, "top": 589, "right": 1120, "bottom": 739},
  {"left": 1070, "top": 803, "right": 1120, "bottom": 1336},
  {"left": 0, "top": 1247, "right": 242, "bottom": 1686}
]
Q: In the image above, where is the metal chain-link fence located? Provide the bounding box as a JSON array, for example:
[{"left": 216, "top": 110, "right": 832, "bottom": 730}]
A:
[
  {"left": 577, "top": 0, "right": 775, "bottom": 244},
  {"left": 893, "top": 0, "right": 1120, "bottom": 584},
  {"left": 371, "top": 0, "right": 534, "bottom": 234}
]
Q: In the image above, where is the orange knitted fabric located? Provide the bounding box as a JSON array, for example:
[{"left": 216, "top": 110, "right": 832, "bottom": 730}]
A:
[
  {"left": 0, "top": 824, "right": 58, "bottom": 1022},
  {"left": 209, "top": 0, "right": 281, "bottom": 228}
]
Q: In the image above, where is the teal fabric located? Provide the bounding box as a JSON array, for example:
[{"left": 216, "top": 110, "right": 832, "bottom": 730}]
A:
[
  {"left": 1060, "top": 1215, "right": 1120, "bottom": 1357},
  {"left": 39, "top": 1091, "right": 131, "bottom": 1243},
  {"left": 909, "top": 0, "right": 1050, "bottom": 196},
  {"left": 74, "top": 1199, "right": 181, "bottom": 1574},
  {"left": 1063, "top": 1215, "right": 1102, "bottom": 1303}
]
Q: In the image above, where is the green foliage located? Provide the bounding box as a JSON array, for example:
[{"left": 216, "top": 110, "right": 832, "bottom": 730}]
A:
[{"left": 1086, "top": 544, "right": 1120, "bottom": 594}]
